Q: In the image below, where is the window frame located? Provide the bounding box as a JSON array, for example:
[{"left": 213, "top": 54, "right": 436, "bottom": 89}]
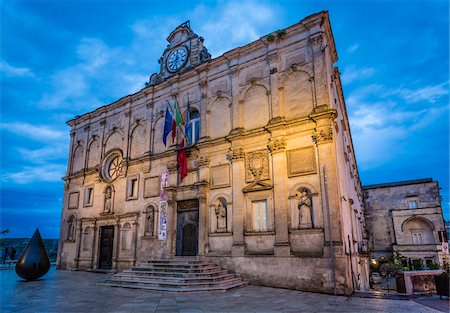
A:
[
  {"left": 126, "top": 175, "right": 139, "bottom": 201},
  {"left": 83, "top": 186, "right": 94, "bottom": 207}
]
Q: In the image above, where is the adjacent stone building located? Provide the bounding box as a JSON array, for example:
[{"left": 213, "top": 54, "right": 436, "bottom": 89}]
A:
[
  {"left": 57, "top": 11, "right": 369, "bottom": 294},
  {"left": 364, "top": 178, "right": 448, "bottom": 270}
]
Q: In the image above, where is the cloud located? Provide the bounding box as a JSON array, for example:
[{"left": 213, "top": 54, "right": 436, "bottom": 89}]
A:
[
  {"left": 193, "top": 1, "right": 279, "bottom": 56},
  {"left": 0, "top": 122, "right": 65, "bottom": 141},
  {"left": 347, "top": 82, "right": 448, "bottom": 169},
  {"left": 0, "top": 163, "right": 66, "bottom": 184},
  {"left": 347, "top": 44, "right": 359, "bottom": 53},
  {"left": 391, "top": 82, "right": 449, "bottom": 104},
  {"left": 0, "top": 59, "right": 35, "bottom": 78},
  {"left": 17, "top": 146, "right": 67, "bottom": 164},
  {"left": 341, "top": 65, "right": 376, "bottom": 84}
]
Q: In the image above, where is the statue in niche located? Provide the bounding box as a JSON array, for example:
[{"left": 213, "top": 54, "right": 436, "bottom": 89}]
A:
[
  {"left": 67, "top": 216, "right": 75, "bottom": 241},
  {"left": 298, "top": 189, "right": 312, "bottom": 229},
  {"left": 146, "top": 208, "right": 155, "bottom": 236},
  {"left": 215, "top": 198, "right": 227, "bottom": 232},
  {"left": 104, "top": 186, "right": 112, "bottom": 214}
]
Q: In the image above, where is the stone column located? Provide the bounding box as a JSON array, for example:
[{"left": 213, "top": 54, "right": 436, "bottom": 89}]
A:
[
  {"left": 229, "top": 66, "right": 240, "bottom": 130},
  {"left": 67, "top": 130, "right": 76, "bottom": 176},
  {"left": 199, "top": 79, "right": 208, "bottom": 140},
  {"left": 112, "top": 221, "right": 121, "bottom": 270},
  {"left": 197, "top": 189, "right": 208, "bottom": 256},
  {"left": 166, "top": 199, "right": 177, "bottom": 257},
  {"left": 312, "top": 111, "right": 341, "bottom": 245},
  {"left": 74, "top": 220, "right": 83, "bottom": 269},
  {"left": 90, "top": 222, "right": 98, "bottom": 269},
  {"left": 92, "top": 226, "right": 101, "bottom": 269},
  {"left": 227, "top": 147, "right": 245, "bottom": 256},
  {"left": 132, "top": 220, "right": 138, "bottom": 265},
  {"left": 267, "top": 137, "right": 290, "bottom": 256}
]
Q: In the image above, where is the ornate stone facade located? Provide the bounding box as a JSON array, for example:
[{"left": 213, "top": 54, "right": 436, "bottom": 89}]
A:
[
  {"left": 364, "top": 179, "right": 448, "bottom": 271},
  {"left": 57, "top": 12, "right": 369, "bottom": 295}
]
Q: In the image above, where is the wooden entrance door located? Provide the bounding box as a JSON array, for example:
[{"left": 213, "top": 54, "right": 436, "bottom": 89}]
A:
[
  {"left": 176, "top": 199, "right": 199, "bottom": 256},
  {"left": 98, "top": 226, "right": 114, "bottom": 269},
  {"left": 182, "top": 224, "right": 198, "bottom": 256}
]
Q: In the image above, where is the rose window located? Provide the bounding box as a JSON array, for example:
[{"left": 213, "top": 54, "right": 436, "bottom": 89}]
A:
[{"left": 101, "top": 151, "right": 123, "bottom": 182}]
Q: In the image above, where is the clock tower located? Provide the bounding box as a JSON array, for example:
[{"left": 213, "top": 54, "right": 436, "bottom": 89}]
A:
[{"left": 147, "top": 21, "right": 211, "bottom": 86}]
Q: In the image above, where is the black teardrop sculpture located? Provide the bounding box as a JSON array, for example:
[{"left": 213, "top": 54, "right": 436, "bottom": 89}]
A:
[{"left": 15, "top": 228, "right": 50, "bottom": 281}]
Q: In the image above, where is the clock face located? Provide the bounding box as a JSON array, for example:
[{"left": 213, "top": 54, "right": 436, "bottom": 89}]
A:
[{"left": 167, "top": 47, "right": 188, "bottom": 72}]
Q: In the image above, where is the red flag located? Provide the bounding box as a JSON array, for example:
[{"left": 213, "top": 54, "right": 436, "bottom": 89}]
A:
[
  {"left": 177, "top": 140, "right": 188, "bottom": 181},
  {"left": 171, "top": 119, "right": 176, "bottom": 144}
]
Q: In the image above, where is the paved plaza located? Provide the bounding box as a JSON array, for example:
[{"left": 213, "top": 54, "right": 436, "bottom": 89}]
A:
[{"left": 1, "top": 267, "right": 448, "bottom": 313}]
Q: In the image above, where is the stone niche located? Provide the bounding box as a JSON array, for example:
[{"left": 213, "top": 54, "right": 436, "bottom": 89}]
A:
[{"left": 289, "top": 229, "right": 324, "bottom": 257}]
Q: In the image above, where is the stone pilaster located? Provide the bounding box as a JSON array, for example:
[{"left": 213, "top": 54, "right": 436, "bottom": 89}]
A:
[
  {"left": 195, "top": 155, "right": 210, "bottom": 182},
  {"left": 74, "top": 220, "right": 83, "bottom": 269},
  {"left": 90, "top": 223, "right": 98, "bottom": 269},
  {"left": 197, "top": 190, "right": 207, "bottom": 256},
  {"left": 132, "top": 221, "right": 138, "bottom": 266},
  {"left": 227, "top": 148, "right": 245, "bottom": 256},
  {"left": 112, "top": 221, "right": 121, "bottom": 270},
  {"left": 229, "top": 65, "right": 240, "bottom": 130},
  {"left": 267, "top": 138, "right": 290, "bottom": 256}
]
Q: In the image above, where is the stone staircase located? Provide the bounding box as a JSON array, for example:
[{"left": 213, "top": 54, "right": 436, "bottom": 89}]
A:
[{"left": 97, "top": 259, "right": 248, "bottom": 292}]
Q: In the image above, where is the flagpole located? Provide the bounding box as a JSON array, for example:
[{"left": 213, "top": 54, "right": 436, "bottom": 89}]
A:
[{"left": 166, "top": 98, "right": 189, "bottom": 147}]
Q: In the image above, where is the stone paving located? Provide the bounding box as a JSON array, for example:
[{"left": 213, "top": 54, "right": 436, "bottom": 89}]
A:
[{"left": 1, "top": 267, "right": 448, "bottom": 313}]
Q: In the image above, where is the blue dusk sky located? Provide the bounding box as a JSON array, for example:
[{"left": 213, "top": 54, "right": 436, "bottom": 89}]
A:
[{"left": 1, "top": 0, "right": 448, "bottom": 238}]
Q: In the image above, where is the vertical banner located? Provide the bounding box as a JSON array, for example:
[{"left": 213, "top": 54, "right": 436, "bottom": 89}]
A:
[
  {"left": 158, "top": 170, "right": 169, "bottom": 241},
  {"left": 158, "top": 201, "right": 168, "bottom": 240}
]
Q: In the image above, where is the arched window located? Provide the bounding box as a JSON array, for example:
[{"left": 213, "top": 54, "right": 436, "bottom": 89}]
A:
[
  {"left": 67, "top": 215, "right": 75, "bottom": 241},
  {"left": 186, "top": 107, "right": 200, "bottom": 145},
  {"left": 121, "top": 223, "right": 132, "bottom": 250}
]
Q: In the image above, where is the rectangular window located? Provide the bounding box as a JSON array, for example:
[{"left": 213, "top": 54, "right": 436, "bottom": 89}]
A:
[
  {"left": 412, "top": 232, "right": 423, "bottom": 244},
  {"left": 408, "top": 200, "right": 418, "bottom": 209},
  {"left": 252, "top": 200, "right": 268, "bottom": 232},
  {"left": 84, "top": 187, "right": 93, "bottom": 207},
  {"left": 130, "top": 179, "right": 137, "bottom": 198},
  {"left": 126, "top": 177, "right": 139, "bottom": 200}
]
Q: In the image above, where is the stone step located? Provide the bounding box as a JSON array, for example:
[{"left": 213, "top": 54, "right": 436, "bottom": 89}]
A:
[
  {"left": 101, "top": 259, "right": 247, "bottom": 293},
  {"left": 132, "top": 265, "right": 221, "bottom": 273},
  {"left": 114, "top": 273, "right": 235, "bottom": 283},
  {"left": 146, "top": 259, "right": 206, "bottom": 264},
  {"left": 98, "top": 281, "right": 249, "bottom": 293},
  {"left": 103, "top": 277, "right": 244, "bottom": 288},
  {"left": 122, "top": 269, "right": 229, "bottom": 278},
  {"left": 138, "top": 262, "right": 214, "bottom": 269}
]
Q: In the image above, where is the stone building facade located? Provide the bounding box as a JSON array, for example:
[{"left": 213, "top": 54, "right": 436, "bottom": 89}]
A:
[
  {"left": 364, "top": 178, "right": 448, "bottom": 270},
  {"left": 57, "top": 11, "right": 369, "bottom": 294}
]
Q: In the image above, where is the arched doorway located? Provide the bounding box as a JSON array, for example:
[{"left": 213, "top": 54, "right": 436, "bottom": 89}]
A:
[
  {"left": 175, "top": 199, "right": 199, "bottom": 256},
  {"left": 182, "top": 224, "right": 198, "bottom": 256}
]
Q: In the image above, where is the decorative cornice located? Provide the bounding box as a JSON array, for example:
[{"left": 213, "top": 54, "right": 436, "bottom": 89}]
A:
[
  {"left": 267, "top": 138, "right": 286, "bottom": 154},
  {"left": 226, "top": 148, "right": 245, "bottom": 163},
  {"left": 167, "top": 161, "right": 178, "bottom": 173},
  {"left": 309, "top": 34, "right": 323, "bottom": 47},
  {"left": 312, "top": 127, "right": 333, "bottom": 144},
  {"left": 195, "top": 155, "right": 210, "bottom": 168}
]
